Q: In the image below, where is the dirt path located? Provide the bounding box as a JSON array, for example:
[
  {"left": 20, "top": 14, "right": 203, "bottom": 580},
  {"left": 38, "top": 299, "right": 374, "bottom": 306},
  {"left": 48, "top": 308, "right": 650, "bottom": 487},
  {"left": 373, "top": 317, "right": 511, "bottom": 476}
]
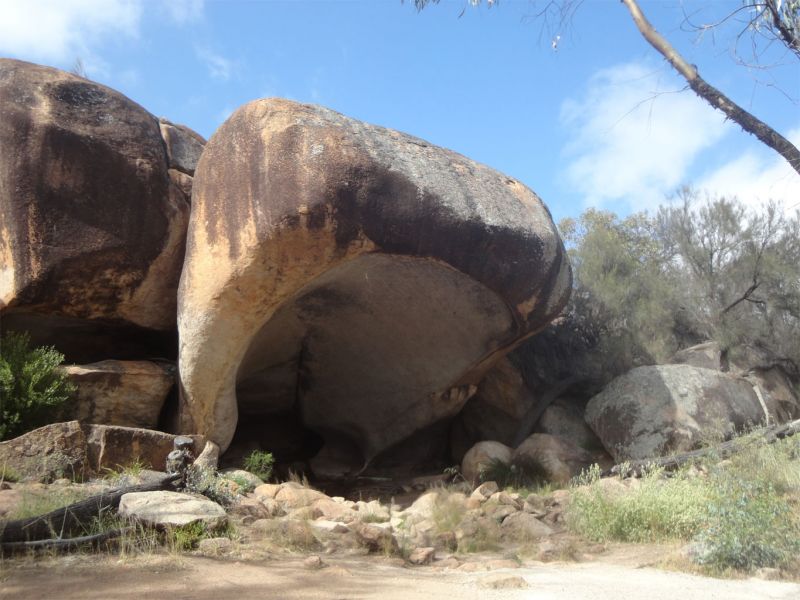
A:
[{"left": 2, "top": 553, "right": 798, "bottom": 600}]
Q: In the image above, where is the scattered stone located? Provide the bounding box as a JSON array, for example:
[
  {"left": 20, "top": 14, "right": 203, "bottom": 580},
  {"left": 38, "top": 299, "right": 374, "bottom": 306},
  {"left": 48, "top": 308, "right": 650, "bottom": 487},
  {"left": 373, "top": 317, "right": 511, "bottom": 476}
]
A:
[
  {"left": 470, "top": 481, "right": 499, "bottom": 501},
  {"left": 310, "top": 520, "right": 350, "bottom": 534},
  {"left": 197, "top": 537, "right": 232, "bottom": 556},
  {"left": 488, "top": 491, "right": 523, "bottom": 509},
  {"left": 351, "top": 521, "right": 398, "bottom": 554},
  {"left": 253, "top": 483, "right": 281, "bottom": 499},
  {"left": 303, "top": 555, "right": 325, "bottom": 570},
  {"left": 231, "top": 497, "right": 272, "bottom": 520},
  {"left": 501, "top": 511, "right": 553, "bottom": 541},
  {"left": 485, "top": 504, "right": 517, "bottom": 522},
  {"left": 118, "top": 491, "right": 226, "bottom": 528},
  {"left": 408, "top": 546, "right": 435, "bottom": 565},
  {"left": 275, "top": 485, "right": 328, "bottom": 509},
  {"left": 480, "top": 575, "right": 528, "bottom": 590},
  {"left": 434, "top": 531, "right": 457, "bottom": 552},
  {"left": 434, "top": 556, "right": 461, "bottom": 570},
  {"left": 313, "top": 498, "right": 358, "bottom": 523},
  {"left": 221, "top": 469, "right": 263, "bottom": 491}
]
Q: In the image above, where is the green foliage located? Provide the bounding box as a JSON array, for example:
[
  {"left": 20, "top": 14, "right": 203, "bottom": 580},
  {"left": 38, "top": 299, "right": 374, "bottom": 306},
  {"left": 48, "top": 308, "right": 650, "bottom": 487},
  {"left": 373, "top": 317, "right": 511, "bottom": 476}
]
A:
[
  {"left": 169, "top": 521, "right": 211, "bottom": 551},
  {"left": 557, "top": 192, "right": 800, "bottom": 381},
  {"left": 568, "top": 464, "right": 710, "bottom": 543},
  {"left": 479, "top": 458, "right": 547, "bottom": 490},
  {"left": 567, "top": 436, "right": 800, "bottom": 573},
  {"left": 242, "top": 450, "right": 275, "bottom": 481},
  {"left": 0, "top": 463, "right": 20, "bottom": 482},
  {"left": 694, "top": 477, "right": 800, "bottom": 571},
  {"left": 0, "top": 331, "right": 75, "bottom": 441}
]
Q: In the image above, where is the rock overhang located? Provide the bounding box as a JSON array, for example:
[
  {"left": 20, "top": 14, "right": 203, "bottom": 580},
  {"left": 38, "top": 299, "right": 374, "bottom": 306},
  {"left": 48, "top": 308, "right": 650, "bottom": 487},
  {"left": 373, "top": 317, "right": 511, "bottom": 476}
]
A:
[{"left": 178, "top": 98, "right": 572, "bottom": 463}]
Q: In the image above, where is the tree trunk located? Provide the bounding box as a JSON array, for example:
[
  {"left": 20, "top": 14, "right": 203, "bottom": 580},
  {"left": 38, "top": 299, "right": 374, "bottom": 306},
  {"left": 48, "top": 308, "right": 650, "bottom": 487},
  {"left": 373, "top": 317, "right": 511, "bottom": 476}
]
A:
[
  {"left": 605, "top": 418, "right": 800, "bottom": 477},
  {"left": 0, "top": 473, "right": 179, "bottom": 546},
  {"left": 620, "top": 0, "right": 800, "bottom": 177}
]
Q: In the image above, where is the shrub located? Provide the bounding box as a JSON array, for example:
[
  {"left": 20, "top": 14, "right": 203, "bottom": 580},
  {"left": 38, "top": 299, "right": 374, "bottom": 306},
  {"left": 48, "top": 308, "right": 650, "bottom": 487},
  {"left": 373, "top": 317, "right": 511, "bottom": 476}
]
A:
[
  {"left": 567, "top": 464, "right": 710, "bottom": 543},
  {"left": 242, "top": 450, "right": 275, "bottom": 481},
  {"left": 0, "top": 331, "right": 75, "bottom": 441},
  {"left": 693, "top": 471, "right": 800, "bottom": 571},
  {"left": 479, "top": 458, "right": 548, "bottom": 490}
]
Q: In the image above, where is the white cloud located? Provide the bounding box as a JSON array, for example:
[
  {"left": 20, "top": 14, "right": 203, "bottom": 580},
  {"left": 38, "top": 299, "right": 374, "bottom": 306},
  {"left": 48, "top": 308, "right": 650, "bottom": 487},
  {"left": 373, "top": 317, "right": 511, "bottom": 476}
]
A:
[
  {"left": 163, "top": 0, "right": 204, "bottom": 25},
  {"left": 196, "top": 47, "right": 235, "bottom": 81},
  {"left": 0, "top": 0, "right": 142, "bottom": 66},
  {"left": 696, "top": 127, "right": 800, "bottom": 212},
  {"left": 560, "top": 61, "right": 728, "bottom": 212}
]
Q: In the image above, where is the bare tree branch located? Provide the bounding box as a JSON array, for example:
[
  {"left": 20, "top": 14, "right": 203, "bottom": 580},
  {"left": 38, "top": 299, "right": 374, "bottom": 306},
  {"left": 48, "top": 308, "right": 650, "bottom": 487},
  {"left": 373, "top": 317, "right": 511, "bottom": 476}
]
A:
[{"left": 621, "top": 0, "right": 800, "bottom": 177}]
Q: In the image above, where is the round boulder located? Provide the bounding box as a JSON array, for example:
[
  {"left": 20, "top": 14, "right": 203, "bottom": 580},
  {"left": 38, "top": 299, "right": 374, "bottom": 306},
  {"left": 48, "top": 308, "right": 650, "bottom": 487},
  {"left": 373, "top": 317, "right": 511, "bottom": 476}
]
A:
[
  {"left": 178, "top": 99, "right": 571, "bottom": 461},
  {"left": 461, "top": 441, "right": 513, "bottom": 484}
]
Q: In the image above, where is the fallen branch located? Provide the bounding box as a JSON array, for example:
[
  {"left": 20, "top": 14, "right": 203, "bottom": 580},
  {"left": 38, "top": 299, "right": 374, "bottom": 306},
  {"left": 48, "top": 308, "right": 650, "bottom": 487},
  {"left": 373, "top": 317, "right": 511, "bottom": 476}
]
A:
[
  {"left": 606, "top": 418, "right": 800, "bottom": 478},
  {"left": 0, "top": 527, "right": 134, "bottom": 554},
  {"left": 0, "top": 472, "right": 179, "bottom": 546}
]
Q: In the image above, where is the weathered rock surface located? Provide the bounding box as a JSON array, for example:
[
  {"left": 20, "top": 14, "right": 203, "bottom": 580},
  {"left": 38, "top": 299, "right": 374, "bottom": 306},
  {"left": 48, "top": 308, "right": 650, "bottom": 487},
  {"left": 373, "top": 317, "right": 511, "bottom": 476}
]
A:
[
  {"left": 0, "top": 59, "right": 193, "bottom": 362},
  {"left": 178, "top": 98, "right": 571, "bottom": 459},
  {"left": 0, "top": 421, "right": 88, "bottom": 481},
  {"left": 461, "top": 441, "right": 512, "bottom": 484},
  {"left": 512, "top": 433, "right": 595, "bottom": 484},
  {"left": 85, "top": 424, "right": 203, "bottom": 473},
  {"left": 118, "top": 491, "right": 226, "bottom": 528},
  {"left": 585, "top": 365, "right": 767, "bottom": 461},
  {"left": 60, "top": 360, "right": 174, "bottom": 429},
  {"left": 158, "top": 117, "right": 205, "bottom": 176},
  {"left": 670, "top": 342, "right": 723, "bottom": 371},
  {"left": 451, "top": 357, "right": 535, "bottom": 459}
]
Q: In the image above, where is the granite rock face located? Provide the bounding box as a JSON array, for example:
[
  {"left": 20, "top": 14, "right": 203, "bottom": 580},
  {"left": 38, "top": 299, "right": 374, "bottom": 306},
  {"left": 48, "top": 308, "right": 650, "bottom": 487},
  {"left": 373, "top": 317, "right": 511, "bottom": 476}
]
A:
[
  {"left": 0, "top": 59, "right": 195, "bottom": 362},
  {"left": 585, "top": 364, "right": 767, "bottom": 461},
  {"left": 178, "top": 99, "right": 571, "bottom": 462}
]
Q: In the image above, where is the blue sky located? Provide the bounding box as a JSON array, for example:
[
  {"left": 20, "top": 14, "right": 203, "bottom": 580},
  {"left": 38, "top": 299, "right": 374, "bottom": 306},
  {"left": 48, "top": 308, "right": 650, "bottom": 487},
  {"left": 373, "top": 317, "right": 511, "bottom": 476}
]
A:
[{"left": 2, "top": 0, "right": 798, "bottom": 222}]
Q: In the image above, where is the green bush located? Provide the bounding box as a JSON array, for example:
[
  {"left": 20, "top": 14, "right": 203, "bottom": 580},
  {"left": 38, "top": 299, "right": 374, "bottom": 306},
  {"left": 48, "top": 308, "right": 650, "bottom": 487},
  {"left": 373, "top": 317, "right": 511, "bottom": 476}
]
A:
[
  {"left": 0, "top": 331, "right": 75, "bottom": 441},
  {"left": 567, "top": 464, "right": 710, "bottom": 543},
  {"left": 567, "top": 437, "right": 800, "bottom": 573},
  {"left": 692, "top": 463, "right": 800, "bottom": 572},
  {"left": 242, "top": 450, "right": 275, "bottom": 481}
]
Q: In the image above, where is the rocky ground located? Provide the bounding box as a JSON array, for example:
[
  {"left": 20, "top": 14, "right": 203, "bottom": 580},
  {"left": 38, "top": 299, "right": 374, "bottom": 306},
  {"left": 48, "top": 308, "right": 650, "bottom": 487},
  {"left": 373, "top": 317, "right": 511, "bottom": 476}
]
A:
[{"left": 2, "top": 472, "right": 799, "bottom": 599}]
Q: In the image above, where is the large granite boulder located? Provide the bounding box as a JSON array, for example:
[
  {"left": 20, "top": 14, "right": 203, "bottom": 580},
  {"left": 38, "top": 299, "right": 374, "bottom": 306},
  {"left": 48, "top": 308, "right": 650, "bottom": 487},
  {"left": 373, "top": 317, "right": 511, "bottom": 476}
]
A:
[
  {"left": 118, "top": 491, "right": 226, "bottom": 528},
  {"left": 60, "top": 360, "right": 174, "bottom": 429},
  {"left": 178, "top": 99, "right": 571, "bottom": 462},
  {"left": 585, "top": 365, "right": 768, "bottom": 461},
  {"left": 0, "top": 59, "right": 197, "bottom": 362}
]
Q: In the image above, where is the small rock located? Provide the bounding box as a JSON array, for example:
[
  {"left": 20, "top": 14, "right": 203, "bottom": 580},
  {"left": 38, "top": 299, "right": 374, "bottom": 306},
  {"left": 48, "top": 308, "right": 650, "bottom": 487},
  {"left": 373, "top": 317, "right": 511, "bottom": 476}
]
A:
[
  {"left": 253, "top": 483, "right": 281, "bottom": 499},
  {"left": 408, "top": 546, "right": 435, "bottom": 565},
  {"left": 501, "top": 511, "right": 553, "bottom": 541},
  {"left": 470, "top": 481, "right": 499, "bottom": 501},
  {"left": 484, "top": 504, "right": 517, "bottom": 522},
  {"left": 480, "top": 575, "right": 528, "bottom": 589},
  {"left": 434, "top": 530, "right": 457, "bottom": 552},
  {"left": 221, "top": 469, "right": 263, "bottom": 491},
  {"left": 351, "top": 521, "right": 398, "bottom": 554},
  {"left": 303, "top": 555, "right": 325, "bottom": 570},
  {"left": 197, "top": 537, "right": 232, "bottom": 556},
  {"left": 231, "top": 497, "right": 271, "bottom": 520},
  {"left": 119, "top": 491, "right": 226, "bottom": 528},
  {"left": 310, "top": 519, "right": 350, "bottom": 534},
  {"left": 488, "top": 491, "right": 522, "bottom": 509},
  {"left": 434, "top": 556, "right": 461, "bottom": 570}
]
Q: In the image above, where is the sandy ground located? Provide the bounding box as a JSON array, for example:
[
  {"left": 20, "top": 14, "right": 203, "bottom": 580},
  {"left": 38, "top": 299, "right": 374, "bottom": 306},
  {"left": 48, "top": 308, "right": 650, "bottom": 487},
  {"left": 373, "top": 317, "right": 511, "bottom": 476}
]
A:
[{"left": 2, "top": 552, "right": 799, "bottom": 600}]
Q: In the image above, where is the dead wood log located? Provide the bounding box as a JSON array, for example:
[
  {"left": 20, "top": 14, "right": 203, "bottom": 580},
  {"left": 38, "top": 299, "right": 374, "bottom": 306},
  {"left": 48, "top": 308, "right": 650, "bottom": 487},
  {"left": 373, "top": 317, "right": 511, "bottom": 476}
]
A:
[
  {"left": 0, "top": 527, "right": 135, "bottom": 554},
  {"left": 606, "top": 418, "right": 800, "bottom": 478},
  {"left": 0, "top": 472, "right": 179, "bottom": 546}
]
